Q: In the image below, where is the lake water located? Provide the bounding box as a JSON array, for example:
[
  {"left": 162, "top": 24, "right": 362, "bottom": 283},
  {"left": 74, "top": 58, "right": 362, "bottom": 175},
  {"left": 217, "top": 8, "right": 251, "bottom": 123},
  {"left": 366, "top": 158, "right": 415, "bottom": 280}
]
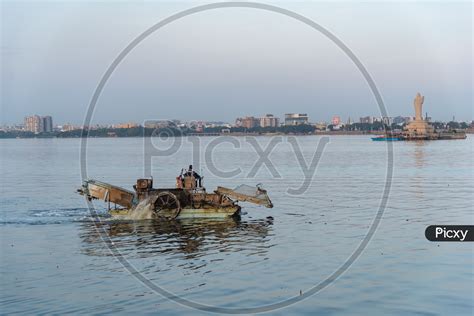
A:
[{"left": 1, "top": 135, "right": 473, "bottom": 315}]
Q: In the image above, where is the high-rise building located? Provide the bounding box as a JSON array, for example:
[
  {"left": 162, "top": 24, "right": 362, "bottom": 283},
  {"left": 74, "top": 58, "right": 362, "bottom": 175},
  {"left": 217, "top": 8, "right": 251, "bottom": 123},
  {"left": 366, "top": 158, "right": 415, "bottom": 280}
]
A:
[
  {"left": 235, "top": 117, "right": 259, "bottom": 129},
  {"left": 259, "top": 114, "right": 279, "bottom": 128},
  {"left": 24, "top": 115, "right": 43, "bottom": 133},
  {"left": 24, "top": 115, "right": 53, "bottom": 133},
  {"left": 284, "top": 113, "right": 309, "bottom": 126},
  {"left": 42, "top": 116, "right": 53, "bottom": 132}
]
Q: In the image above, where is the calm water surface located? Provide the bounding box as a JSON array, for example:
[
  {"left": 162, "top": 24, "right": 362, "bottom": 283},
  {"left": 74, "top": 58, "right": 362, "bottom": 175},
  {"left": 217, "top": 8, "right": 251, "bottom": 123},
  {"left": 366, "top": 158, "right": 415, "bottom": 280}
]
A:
[{"left": 1, "top": 136, "right": 473, "bottom": 315}]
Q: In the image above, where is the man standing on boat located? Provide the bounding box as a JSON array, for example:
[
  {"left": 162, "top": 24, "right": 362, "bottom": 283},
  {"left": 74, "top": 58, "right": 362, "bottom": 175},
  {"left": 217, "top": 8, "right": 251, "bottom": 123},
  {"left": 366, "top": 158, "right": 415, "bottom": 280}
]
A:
[{"left": 186, "top": 165, "right": 202, "bottom": 187}]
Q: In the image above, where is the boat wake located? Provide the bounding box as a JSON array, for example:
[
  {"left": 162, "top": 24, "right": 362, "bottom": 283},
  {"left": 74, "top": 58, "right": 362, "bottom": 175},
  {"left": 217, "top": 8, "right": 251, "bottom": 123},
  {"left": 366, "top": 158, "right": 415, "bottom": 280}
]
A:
[{"left": 1, "top": 208, "right": 110, "bottom": 225}]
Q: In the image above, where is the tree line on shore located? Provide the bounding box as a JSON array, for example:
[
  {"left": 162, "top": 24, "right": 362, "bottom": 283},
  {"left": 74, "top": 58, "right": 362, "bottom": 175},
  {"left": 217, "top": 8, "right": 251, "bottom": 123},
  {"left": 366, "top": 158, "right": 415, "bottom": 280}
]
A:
[{"left": 0, "top": 121, "right": 470, "bottom": 138}]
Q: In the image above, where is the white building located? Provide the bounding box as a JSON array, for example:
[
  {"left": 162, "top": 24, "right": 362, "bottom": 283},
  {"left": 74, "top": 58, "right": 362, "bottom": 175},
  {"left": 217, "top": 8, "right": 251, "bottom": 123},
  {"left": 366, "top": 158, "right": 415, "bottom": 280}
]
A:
[
  {"left": 284, "top": 113, "right": 309, "bottom": 125},
  {"left": 359, "top": 116, "right": 373, "bottom": 124},
  {"left": 260, "top": 114, "right": 279, "bottom": 128}
]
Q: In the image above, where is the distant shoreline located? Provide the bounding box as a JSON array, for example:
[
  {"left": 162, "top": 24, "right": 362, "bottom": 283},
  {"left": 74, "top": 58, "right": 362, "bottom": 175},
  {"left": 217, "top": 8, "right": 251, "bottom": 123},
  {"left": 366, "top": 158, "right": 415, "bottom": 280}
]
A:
[
  {"left": 1, "top": 129, "right": 472, "bottom": 139},
  {"left": 4, "top": 120, "right": 473, "bottom": 139}
]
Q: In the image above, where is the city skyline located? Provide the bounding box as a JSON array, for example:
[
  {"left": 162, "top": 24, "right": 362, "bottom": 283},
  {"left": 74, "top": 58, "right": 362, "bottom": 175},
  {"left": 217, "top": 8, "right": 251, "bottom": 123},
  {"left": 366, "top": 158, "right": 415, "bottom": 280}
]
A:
[
  {"left": 3, "top": 99, "right": 473, "bottom": 127},
  {"left": 5, "top": 104, "right": 474, "bottom": 129},
  {"left": 5, "top": 110, "right": 472, "bottom": 134}
]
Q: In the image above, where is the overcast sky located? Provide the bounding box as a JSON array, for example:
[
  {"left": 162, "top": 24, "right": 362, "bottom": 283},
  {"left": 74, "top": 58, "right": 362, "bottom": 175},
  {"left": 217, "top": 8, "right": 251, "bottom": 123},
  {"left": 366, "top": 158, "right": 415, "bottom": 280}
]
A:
[{"left": 1, "top": 1, "right": 472, "bottom": 125}]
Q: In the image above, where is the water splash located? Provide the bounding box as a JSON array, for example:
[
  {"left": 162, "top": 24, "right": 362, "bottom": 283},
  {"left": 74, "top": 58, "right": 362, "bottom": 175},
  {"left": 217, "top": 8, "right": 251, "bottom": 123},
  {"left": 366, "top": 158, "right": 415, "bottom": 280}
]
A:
[{"left": 125, "top": 197, "right": 155, "bottom": 220}]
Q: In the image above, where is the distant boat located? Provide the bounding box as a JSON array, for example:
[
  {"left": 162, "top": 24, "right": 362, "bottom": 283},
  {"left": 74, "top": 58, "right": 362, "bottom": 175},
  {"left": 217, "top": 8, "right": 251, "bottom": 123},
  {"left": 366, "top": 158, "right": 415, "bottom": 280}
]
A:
[{"left": 371, "top": 135, "right": 402, "bottom": 141}]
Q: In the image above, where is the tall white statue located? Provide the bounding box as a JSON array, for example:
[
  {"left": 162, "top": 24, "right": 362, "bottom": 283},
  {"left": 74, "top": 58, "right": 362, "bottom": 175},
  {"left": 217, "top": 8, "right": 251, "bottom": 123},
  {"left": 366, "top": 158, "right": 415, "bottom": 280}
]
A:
[
  {"left": 414, "top": 92, "right": 424, "bottom": 121},
  {"left": 405, "top": 92, "right": 435, "bottom": 138}
]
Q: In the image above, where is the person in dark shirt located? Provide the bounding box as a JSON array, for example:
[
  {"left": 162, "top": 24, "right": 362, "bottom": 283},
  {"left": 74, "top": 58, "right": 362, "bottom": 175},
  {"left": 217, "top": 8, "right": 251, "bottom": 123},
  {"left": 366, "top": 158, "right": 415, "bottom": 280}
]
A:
[{"left": 185, "top": 165, "right": 202, "bottom": 187}]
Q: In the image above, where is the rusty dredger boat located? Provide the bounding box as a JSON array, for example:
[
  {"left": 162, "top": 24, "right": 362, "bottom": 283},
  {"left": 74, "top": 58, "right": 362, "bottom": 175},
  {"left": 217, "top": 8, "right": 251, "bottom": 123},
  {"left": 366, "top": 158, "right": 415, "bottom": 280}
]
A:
[{"left": 78, "top": 166, "right": 273, "bottom": 220}]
